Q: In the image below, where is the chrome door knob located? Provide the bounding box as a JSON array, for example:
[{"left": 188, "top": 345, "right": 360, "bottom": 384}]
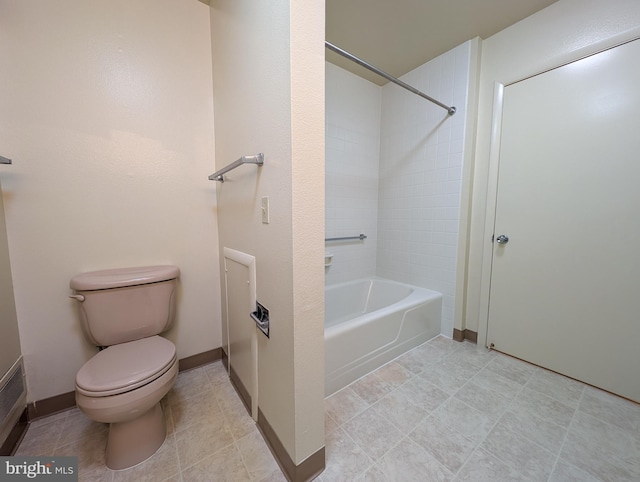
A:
[{"left": 496, "top": 234, "right": 509, "bottom": 244}]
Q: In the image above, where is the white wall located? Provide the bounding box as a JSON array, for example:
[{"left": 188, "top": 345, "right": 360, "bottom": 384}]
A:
[
  {"left": 325, "top": 62, "right": 381, "bottom": 285},
  {"left": 377, "top": 41, "right": 473, "bottom": 337},
  {"left": 211, "top": 0, "right": 325, "bottom": 465},
  {"left": 0, "top": 0, "right": 220, "bottom": 402},
  {"left": 465, "top": 0, "right": 640, "bottom": 338}
]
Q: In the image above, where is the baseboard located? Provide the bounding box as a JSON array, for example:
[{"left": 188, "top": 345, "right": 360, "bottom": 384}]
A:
[
  {"left": 257, "top": 408, "right": 325, "bottom": 482},
  {"left": 27, "top": 391, "right": 76, "bottom": 421},
  {"left": 27, "top": 347, "right": 223, "bottom": 421},
  {"left": 452, "top": 329, "right": 478, "bottom": 343},
  {"left": 178, "top": 347, "right": 222, "bottom": 372},
  {"left": 0, "top": 408, "right": 28, "bottom": 456},
  {"left": 229, "top": 365, "right": 251, "bottom": 415}
]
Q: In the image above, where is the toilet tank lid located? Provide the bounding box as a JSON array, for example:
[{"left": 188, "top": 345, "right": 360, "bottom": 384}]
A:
[{"left": 70, "top": 265, "right": 180, "bottom": 291}]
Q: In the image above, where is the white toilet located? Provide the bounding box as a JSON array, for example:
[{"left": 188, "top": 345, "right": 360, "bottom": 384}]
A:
[{"left": 70, "top": 265, "right": 180, "bottom": 470}]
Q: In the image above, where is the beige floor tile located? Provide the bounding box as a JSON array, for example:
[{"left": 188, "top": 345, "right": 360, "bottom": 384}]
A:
[
  {"left": 167, "top": 366, "right": 212, "bottom": 406},
  {"left": 221, "top": 400, "right": 256, "bottom": 441},
  {"left": 484, "top": 353, "right": 536, "bottom": 385},
  {"left": 170, "top": 386, "right": 222, "bottom": 434},
  {"left": 417, "top": 357, "right": 480, "bottom": 395},
  {"left": 356, "top": 464, "right": 390, "bottom": 481},
  {"left": 549, "top": 459, "right": 602, "bottom": 482},
  {"left": 496, "top": 407, "right": 567, "bottom": 454},
  {"left": 174, "top": 416, "right": 234, "bottom": 471},
  {"left": 214, "top": 379, "right": 247, "bottom": 413},
  {"left": 470, "top": 367, "right": 523, "bottom": 400},
  {"left": 480, "top": 423, "right": 556, "bottom": 481},
  {"left": 396, "top": 378, "right": 449, "bottom": 413},
  {"left": 236, "top": 428, "right": 282, "bottom": 481},
  {"left": 350, "top": 372, "right": 393, "bottom": 404},
  {"left": 395, "top": 342, "right": 445, "bottom": 374},
  {"left": 409, "top": 417, "right": 476, "bottom": 473},
  {"left": 55, "top": 432, "right": 111, "bottom": 481},
  {"left": 579, "top": 385, "right": 640, "bottom": 434},
  {"left": 526, "top": 368, "right": 585, "bottom": 408},
  {"left": 510, "top": 387, "right": 576, "bottom": 428},
  {"left": 376, "top": 437, "right": 453, "bottom": 481},
  {"left": 180, "top": 443, "right": 251, "bottom": 482},
  {"left": 14, "top": 418, "right": 66, "bottom": 456},
  {"left": 560, "top": 410, "right": 640, "bottom": 481},
  {"left": 323, "top": 428, "right": 374, "bottom": 482},
  {"left": 343, "top": 405, "right": 404, "bottom": 460},
  {"left": 57, "top": 408, "right": 109, "bottom": 448},
  {"left": 372, "top": 387, "right": 428, "bottom": 433},
  {"left": 203, "top": 360, "right": 230, "bottom": 386},
  {"left": 450, "top": 342, "right": 496, "bottom": 369},
  {"left": 432, "top": 398, "right": 495, "bottom": 445},
  {"left": 454, "top": 380, "right": 510, "bottom": 421},
  {"left": 111, "top": 434, "right": 180, "bottom": 482},
  {"left": 455, "top": 447, "right": 529, "bottom": 482},
  {"left": 373, "top": 361, "right": 412, "bottom": 389},
  {"left": 325, "top": 387, "right": 370, "bottom": 426}
]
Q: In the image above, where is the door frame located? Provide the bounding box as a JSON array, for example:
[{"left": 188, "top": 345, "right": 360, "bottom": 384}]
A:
[{"left": 476, "top": 35, "right": 640, "bottom": 347}]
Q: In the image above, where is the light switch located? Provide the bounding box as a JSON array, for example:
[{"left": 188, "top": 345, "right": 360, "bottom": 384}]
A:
[{"left": 261, "top": 196, "right": 270, "bottom": 224}]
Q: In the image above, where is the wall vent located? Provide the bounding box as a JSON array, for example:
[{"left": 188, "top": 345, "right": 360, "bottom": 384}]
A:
[{"left": 0, "top": 359, "right": 26, "bottom": 446}]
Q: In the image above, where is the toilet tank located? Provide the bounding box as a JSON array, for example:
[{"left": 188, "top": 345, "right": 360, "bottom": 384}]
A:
[{"left": 70, "top": 266, "right": 180, "bottom": 346}]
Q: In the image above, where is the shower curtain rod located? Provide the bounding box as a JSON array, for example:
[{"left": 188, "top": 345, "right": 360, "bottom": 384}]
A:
[{"left": 325, "top": 41, "right": 456, "bottom": 116}]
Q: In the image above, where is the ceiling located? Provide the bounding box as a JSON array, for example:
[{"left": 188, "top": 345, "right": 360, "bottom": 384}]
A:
[{"left": 326, "top": 0, "right": 558, "bottom": 85}]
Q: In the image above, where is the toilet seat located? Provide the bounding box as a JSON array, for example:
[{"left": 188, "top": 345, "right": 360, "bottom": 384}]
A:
[{"left": 76, "top": 335, "right": 176, "bottom": 397}]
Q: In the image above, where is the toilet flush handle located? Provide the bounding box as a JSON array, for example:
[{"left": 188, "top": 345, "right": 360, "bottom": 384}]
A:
[{"left": 69, "top": 294, "right": 85, "bottom": 302}]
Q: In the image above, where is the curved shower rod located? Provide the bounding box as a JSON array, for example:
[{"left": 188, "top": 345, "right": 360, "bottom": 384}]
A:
[{"left": 325, "top": 41, "right": 456, "bottom": 116}]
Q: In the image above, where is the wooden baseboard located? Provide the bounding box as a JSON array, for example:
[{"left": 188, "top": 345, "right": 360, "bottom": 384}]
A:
[
  {"left": 27, "top": 347, "right": 223, "bottom": 421},
  {"left": 453, "top": 329, "right": 478, "bottom": 343},
  {"left": 0, "top": 408, "right": 28, "bottom": 456},
  {"left": 257, "top": 408, "right": 325, "bottom": 482}
]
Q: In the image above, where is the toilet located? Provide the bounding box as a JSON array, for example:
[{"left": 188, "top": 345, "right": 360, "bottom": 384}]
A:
[{"left": 70, "top": 265, "right": 180, "bottom": 470}]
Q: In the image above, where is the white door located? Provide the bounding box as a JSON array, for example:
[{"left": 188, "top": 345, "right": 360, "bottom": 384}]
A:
[{"left": 487, "top": 39, "right": 640, "bottom": 402}]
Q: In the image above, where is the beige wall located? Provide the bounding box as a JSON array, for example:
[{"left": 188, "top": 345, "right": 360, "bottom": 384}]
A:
[
  {"left": 210, "top": 0, "right": 325, "bottom": 465},
  {"left": 465, "top": 0, "right": 640, "bottom": 338},
  {"left": 0, "top": 178, "right": 21, "bottom": 379},
  {"left": 0, "top": 0, "right": 221, "bottom": 402}
]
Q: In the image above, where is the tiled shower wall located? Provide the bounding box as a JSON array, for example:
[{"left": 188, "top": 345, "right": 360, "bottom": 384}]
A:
[
  {"left": 325, "top": 41, "right": 471, "bottom": 336},
  {"left": 325, "top": 62, "right": 381, "bottom": 286},
  {"left": 377, "top": 41, "right": 471, "bottom": 336}
]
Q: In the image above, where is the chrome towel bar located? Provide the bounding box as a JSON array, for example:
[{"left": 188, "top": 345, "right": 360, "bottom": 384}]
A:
[
  {"left": 208, "top": 153, "right": 264, "bottom": 182},
  {"left": 325, "top": 234, "right": 367, "bottom": 242},
  {"left": 0, "top": 155, "right": 12, "bottom": 164}
]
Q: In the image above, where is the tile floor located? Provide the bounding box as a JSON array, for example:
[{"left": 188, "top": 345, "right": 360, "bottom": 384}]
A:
[{"left": 14, "top": 337, "right": 640, "bottom": 481}]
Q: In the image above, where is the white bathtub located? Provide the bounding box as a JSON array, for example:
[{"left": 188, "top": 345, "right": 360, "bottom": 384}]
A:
[{"left": 325, "top": 277, "right": 442, "bottom": 396}]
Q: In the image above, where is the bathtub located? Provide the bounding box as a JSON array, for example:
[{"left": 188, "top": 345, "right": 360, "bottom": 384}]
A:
[{"left": 325, "top": 277, "right": 442, "bottom": 396}]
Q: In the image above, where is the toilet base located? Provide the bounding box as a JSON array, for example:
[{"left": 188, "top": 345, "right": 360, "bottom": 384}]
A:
[{"left": 106, "top": 402, "right": 166, "bottom": 470}]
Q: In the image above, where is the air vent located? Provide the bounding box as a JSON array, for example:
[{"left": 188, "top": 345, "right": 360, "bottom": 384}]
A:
[{"left": 0, "top": 361, "right": 25, "bottom": 434}]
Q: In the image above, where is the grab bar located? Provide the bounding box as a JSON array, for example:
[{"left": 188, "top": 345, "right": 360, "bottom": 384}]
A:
[
  {"left": 325, "top": 234, "right": 367, "bottom": 242},
  {"left": 208, "top": 153, "right": 264, "bottom": 182},
  {"left": 0, "top": 155, "right": 12, "bottom": 164}
]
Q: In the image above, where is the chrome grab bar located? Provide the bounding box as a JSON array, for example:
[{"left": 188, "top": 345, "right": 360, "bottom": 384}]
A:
[
  {"left": 325, "top": 234, "right": 367, "bottom": 242},
  {"left": 208, "top": 153, "right": 264, "bottom": 182},
  {"left": 0, "top": 155, "right": 12, "bottom": 164}
]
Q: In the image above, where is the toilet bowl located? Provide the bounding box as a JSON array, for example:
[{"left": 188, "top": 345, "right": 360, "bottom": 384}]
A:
[
  {"left": 70, "top": 266, "right": 180, "bottom": 470},
  {"left": 75, "top": 336, "right": 178, "bottom": 469}
]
